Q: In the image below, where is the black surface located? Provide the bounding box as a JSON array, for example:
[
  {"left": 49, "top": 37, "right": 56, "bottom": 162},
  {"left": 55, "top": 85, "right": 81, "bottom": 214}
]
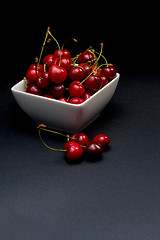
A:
[
  {"left": 1, "top": 71, "right": 160, "bottom": 240},
  {"left": 1, "top": 6, "right": 160, "bottom": 240}
]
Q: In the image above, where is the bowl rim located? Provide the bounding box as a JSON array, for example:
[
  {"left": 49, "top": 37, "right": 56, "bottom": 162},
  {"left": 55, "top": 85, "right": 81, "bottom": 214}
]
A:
[{"left": 11, "top": 73, "right": 120, "bottom": 108}]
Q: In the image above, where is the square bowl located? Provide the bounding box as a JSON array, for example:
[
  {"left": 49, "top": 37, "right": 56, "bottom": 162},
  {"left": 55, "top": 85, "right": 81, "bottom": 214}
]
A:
[{"left": 11, "top": 73, "right": 120, "bottom": 133}]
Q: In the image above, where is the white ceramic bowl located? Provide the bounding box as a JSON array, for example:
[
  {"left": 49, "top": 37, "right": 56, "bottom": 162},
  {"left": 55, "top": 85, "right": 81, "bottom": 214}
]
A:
[{"left": 11, "top": 73, "right": 120, "bottom": 132}]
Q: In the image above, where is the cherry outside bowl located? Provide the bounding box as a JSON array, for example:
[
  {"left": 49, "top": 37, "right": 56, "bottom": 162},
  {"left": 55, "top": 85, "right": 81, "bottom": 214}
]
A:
[{"left": 11, "top": 73, "right": 120, "bottom": 133}]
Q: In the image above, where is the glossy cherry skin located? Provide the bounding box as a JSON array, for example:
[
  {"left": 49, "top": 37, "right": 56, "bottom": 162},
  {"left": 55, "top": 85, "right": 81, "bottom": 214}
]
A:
[
  {"left": 36, "top": 72, "right": 51, "bottom": 89},
  {"left": 91, "top": 66, "right": 101, "bottom": 76},
  {"left": 69, "top": 81, "right": 85, "bottom": 98},
  {"left": 93, "top": 134, "right": 110, "bottom": 147},
  {"left": 56, "top": 57, "right": 73, "bottom": 70},
  {"left": 70, "top": 133, "right": 89, "bottom": 146},
  {"left": 63, "top": 142, "right": 83, "bottom": 161},
  {"left": 54, "top": 49, "right": 71, "bottom": 59},
  {"left": 68, "top": 97, "right": 84, "bottom": 104},
  {"left": 26, "top": 69, "right": 43, "bottom": 83},
  {"left": 26, "top": 84, "right": 42, "bottom": 96},
  {"left": 84, "top": 75, "right": 102, "bottom": 93},
  {"left": 42, "top": 54, "right": 55, "bottom": 70},
  {"left": 101, "top": 75, "right": 108, "bottom": 88},
  {"left": 78, "top": 63, "right": 92, "bottom": 77},
  {"left": 78, "top": 50, "right": 94, "bottom": 63},
  {"left": 101, "top": 65, "right": 117, "bottom": 80},
  {"left": 83, "top": 91, "right": 92, "bottom": 101},
  {"left": 85, "top": 141, "right": 103, "bottom": 154},
  {"left": 29, "top": 64, "right": 44, "bottom": 72},
  {"left": 49, "top": 65, "right": 67, "bottom": 84},
  {"left": 68, "top": 67, "right": 85, "bottom": 81},
  {"left": 52, "top": 57, "right": 59, "bottom": 65},
  {"left": 58, "top": 97, "right": 67, "bottom": 102},
  {"left": 50, "top": 83, "right": 65, "bottom": 98}
]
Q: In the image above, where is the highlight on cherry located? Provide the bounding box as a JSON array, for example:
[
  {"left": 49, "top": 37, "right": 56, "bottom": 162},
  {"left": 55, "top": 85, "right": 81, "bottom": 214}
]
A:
[
  {"left": 24, "top": 27, "right": 117, "bottom": 104},
  {"left": 37, "top": 124, "right": 111, "bottom": 163}
]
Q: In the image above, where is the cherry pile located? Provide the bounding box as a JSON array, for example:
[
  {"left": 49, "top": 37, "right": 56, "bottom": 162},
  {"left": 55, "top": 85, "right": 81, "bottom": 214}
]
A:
[
  {"left": 24, "top": 27, "right": 117, "bottom": 104},
  {"left": 38, "top": 124, "right": 110, "bottom": 162}
]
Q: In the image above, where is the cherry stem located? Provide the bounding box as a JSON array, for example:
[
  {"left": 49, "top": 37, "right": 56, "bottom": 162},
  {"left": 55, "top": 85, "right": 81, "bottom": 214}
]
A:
[
  {"left": 24, "top": 77, "right": 27, "bottom": 88},
  {"left": 88, "top": 49, "right": 97, "bottom": 60},
  {"left": 38, "top": 128, "right": 67, "bottom": 152},
  {"left": 92, "top": 43, "right": 103, "bottom": 64},
  {"left": 37, "top": 27, "right": 50, "bottom": 70},
  {"left": 48, "top": 30, "right": 61, "bottom": 66},
  {"left": 67, "top": 96, "right": 70, "bottom": 101},
  {"left": 43, "top": 64, "right": 47, "bottom": 72},
  {"left": 72, "top": 54, "right": 81, "bottom": 64},
  {"left": 96, "top": 63, "right": 113, "bottom": 71},
  {"left": 80, "top": 43, "right": 103, "bottom": 85},
  {"left": 91, "top": 50, "right": 109, "bottom": 66},
  {"left": 86, "top": 46, "right": 93, "bottom": 51},
  {"left": 37, "top": 124, "right": 86, "bottom": 150},
  {"left": 37, "top": 124, "right": 76, "bottom": 141},
  {"left": 38, "top": 124, "right": 68, "bottom": 137}
]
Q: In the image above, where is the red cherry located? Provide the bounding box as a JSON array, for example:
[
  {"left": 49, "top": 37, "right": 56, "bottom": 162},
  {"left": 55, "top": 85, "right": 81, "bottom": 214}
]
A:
[
  {"left": 85, "top": 141, "right": 103, "bottom": 154},
  {"left": 36, "top": 72, "right": 51, "bottom": 89},
  {"left": 83, "top": 91, "right": 92, "bottom": 101},
  {"left": 42, "top": 54, "right": 55, "bottom": 70},
  {"left": 101, "top": 75, "right": 108, "bottom": 88},
  {"left": 56, "top": 57, "right": 73, "bottom": 70},
  {"left": 58, "top": 97, "right": 67, "bottom": 102},
  {"left": 50, "top": 83, "right": 65, "bottom": 98},
  {"left": 63, "top": 142, "right": 83, "bottom": 161},
  {"left": 26, "top": 69, "right": 43, "bottom": 83},
  {"left": 78, "top": 63, "right": 92, "bottom": 77},
  {"left": 49, "top": 65, "right": 67, "bottom": 84},
  {"left": 68, "top": 67, "right": 85, "bottom": 81},
  {"left": 70, "top": 133, "right": 89, "bottom": 146},
  {"left": 26, "top": 84, "right": 42, "bottom": 96},
  {"left": 54, "top": 49, "right": 71, "bottom": 59},
  {"left": 69, "top": 81, "right": 85, "bottom": 98},
  {"left": 101, "top": 65, "right": 117, "bottom": 80},
  {"left": 91, "top": 66, "right": 101, "bottom": 76},
  {"left": 52, "top": 57, "right": 60, "bottom": 65},
  {"left": 77, "top": 50, "right": 94, "bottom": 63},
  {"left": 43, "top": 94, "right": 54, "bottom": 99},
  {"left": 54, "top": 49, "right": 63, "bottom": 58},
  {"left": 62, "top": 49, "right": 71, "bottom": 58},
  {"left": 93, "top": 134, "right": 110, "bottom": 147},
  {"left": 68, "top": 97, "right": 84, "bottom": 104},
  {"left": 29, "top": 64, "right": 44, "bottom": 72},
  {"left": 84, "top": 75, "right": 102, "bottom": 93}
]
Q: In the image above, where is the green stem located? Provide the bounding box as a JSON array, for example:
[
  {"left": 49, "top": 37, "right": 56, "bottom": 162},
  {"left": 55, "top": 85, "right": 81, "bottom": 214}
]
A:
[
  {"left": 94, "top": 43, "right": 103, "bottom": 63},
  {"left": 93, "top": 50, "right": 109, "bottom": 66},
  {"left": 80, "top": 43, "right": 103, "bottom": 85},
  {"left": 38, "top": 125, "right": 68, "bottom": 138},
  {"left": 95, "top": 63, "right": 113, "bottom": 71},
  {"left": 88, "top": 49, "right": 97, "bottom": 61},
  {"left": 37, "top": 27, "right": 50, "bottom": 69},
  {"left": 72, "top": 53, "right": 81, "bottom": 64},
  {"left": 37, "top": 124, "right": 76, "bottom": 140},
  {"left": 80, "top": 68, "right": 94, "bottom": 85},
  {"left": 67, "top": 96, "right": 70, "bottom": 101},
  {"left": 38, "top": 129, "right": 66, "bottom": 152},
  {"left": 48, "top": 30, "right": 61, "bottom": 66},
  {"left": 24, "top": 77, "right": 27, "bottom": 88}
]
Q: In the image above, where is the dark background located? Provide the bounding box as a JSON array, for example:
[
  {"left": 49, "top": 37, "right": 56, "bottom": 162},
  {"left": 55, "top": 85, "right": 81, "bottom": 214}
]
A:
[
  {"left": 3, "top": 2, "right": 159, "bottom": 82},
  {"left": 1, "top": 4, "right": 160, "bottom": 240}
]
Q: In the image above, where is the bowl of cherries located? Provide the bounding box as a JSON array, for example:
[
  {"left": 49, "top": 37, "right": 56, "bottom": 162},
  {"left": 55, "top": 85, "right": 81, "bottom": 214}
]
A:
[{"left": 11, "top": 27, "right": 120, "bottom": 133}]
